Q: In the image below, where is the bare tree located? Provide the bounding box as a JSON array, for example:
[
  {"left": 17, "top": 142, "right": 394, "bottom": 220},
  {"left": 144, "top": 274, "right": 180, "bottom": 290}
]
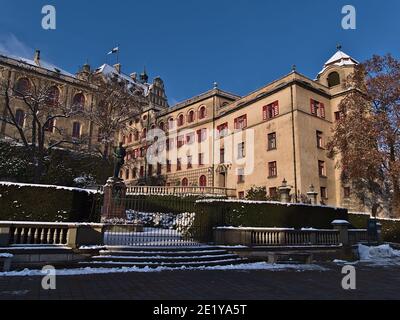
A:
[
  {"left": 87, "top": 74, "right": 147, "bottom": 160},
  {"left": 327, "top": 54, "right": 400, "bottom": 217},
  {"left": 0, "top": 70, "right": 86, "bottom": 182}
]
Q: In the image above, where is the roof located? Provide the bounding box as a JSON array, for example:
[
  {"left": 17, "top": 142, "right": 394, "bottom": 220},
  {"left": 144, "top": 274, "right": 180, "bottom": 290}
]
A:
[
  {"left": 0, "top": 51, "right": 75, "bottom": 77},
  {"left": 318, "top": 50, "right": 359, "bottom": 76},
  {"left": 94, "top": 64, "right": 152, "bottom": 96}
]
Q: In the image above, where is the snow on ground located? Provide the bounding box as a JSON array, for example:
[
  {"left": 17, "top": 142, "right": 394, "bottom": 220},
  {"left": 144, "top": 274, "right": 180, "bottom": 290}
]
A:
[
  {"left": 335, "top": 244, "right": 400, "bottom": 267},
  {"left": 0, "top": 262, "right": 328, "bottom": 277},
  {"left": 0, "top": 253, "right": 13, "bottom": 258},
  {"left": 358, "top": 244, "right": 400, "bottom": 261}
]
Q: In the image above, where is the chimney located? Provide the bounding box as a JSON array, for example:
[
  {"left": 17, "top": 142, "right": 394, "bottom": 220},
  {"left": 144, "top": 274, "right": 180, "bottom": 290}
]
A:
[
  {"left": 34, "top": 49, "right": 41, "bottom": 66},
  {"left": 130, "top": 72, "right": 137, "bottom": 81},
  {"left": 113, "top": 63, "right": 122, "bottom": 74}
]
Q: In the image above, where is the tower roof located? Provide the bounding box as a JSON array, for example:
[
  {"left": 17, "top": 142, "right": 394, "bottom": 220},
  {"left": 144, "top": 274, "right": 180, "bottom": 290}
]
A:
[{"left": 318, "top": 50, "right": 359, "bottom": 76}]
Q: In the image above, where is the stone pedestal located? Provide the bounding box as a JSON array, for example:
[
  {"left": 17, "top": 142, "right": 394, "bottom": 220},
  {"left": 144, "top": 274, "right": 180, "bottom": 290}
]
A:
[
  {"left": 332, "top": 220, "right": 350, "bottom": 246},
  {"left": 307, "top": 185, "right": 319, "bottom": 205},
  {"left": 278, "top": 179, "right": 292, "bottom": 203},
  {"left": 101, "top": 177, "right": 127, "bottom": 222}
]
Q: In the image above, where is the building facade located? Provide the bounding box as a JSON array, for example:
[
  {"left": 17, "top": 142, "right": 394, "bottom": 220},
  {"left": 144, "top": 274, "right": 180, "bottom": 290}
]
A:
[
  {"left": 0, "top": 50, "right": 168, "bottom": 153},
  {"left": 0, "top": 47, "right": 362, "bottom": 210},
  {"left": 120, "top": 50, "right": 360, "bottom": 209}
]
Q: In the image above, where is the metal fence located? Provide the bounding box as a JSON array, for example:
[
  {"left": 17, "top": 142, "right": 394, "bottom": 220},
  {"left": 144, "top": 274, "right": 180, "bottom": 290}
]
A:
[{"left": 99, "top": 196, "right": 226, "bottom": 247}]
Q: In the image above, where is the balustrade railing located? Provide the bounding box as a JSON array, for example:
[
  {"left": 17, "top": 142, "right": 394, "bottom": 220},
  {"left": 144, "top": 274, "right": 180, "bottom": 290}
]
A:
[
  {"left": 125, "top": 185, "right": 237, "bottom": 197},
  {"left": 215, "top": 227, "right": 346, "bottom": 247}
]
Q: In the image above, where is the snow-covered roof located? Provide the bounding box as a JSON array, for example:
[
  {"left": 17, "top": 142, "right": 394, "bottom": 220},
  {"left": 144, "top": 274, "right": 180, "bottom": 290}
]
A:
[
  {"left": 94, "top": 64, "right": 151, "bottom": 97},
  {"left": 318, "top": 50, "right": 359, "bottom": 76},
  {"left": 0, "top": 51, "right": 75, "bottom": 78}
]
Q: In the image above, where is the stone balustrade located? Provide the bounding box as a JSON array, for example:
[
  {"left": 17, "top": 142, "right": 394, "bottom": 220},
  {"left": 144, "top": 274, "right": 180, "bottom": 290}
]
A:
[
  {"left": 125, "top": 185, "right": 237, "bottom": 197},
  {"left": 214, "top": 224, "right": 371, "bottom": 247},
  {"left": 0, "top": 222, "right": 104, "bottom": 248}
]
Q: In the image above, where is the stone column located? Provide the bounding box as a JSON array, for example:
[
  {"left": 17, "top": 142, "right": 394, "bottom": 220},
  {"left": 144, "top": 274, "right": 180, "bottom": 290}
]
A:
[
  {"left": 101, "top": 177, "right": 127, "bottom": 222},
  {"left": 307, "top": 185, "right": 319, "bottom": 205},
  {"left": 278, "top": 179, "right": 292, "bottom": 203},
  {"left": 332, "top": 220, "right": 350, "bottom": 246}
]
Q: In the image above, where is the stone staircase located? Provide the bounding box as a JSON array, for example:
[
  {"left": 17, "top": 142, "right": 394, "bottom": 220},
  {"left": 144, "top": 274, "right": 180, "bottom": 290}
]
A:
[{"left": 78, "top": 246, "right": 246, "bottom": 269}]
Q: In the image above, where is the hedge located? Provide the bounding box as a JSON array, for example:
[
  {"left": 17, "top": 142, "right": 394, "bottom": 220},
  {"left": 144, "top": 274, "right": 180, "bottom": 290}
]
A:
[
  {"left": 0, "top": 183, "right": 100, "bottom": 222},
  {"left": 348, "top": 213, "right": 400, "bottom": 243},
  {"left": 195, "top": 200, "right": 349, "bottom": 230}
]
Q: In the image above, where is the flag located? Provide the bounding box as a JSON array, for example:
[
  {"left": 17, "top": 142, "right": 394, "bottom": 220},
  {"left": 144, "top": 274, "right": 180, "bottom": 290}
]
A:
[{"left": 107, "top": 46, "right": 119, "bottom": 55}]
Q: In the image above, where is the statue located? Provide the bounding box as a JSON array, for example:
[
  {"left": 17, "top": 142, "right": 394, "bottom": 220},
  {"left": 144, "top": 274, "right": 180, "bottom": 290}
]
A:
[{"left": 113, "top": 142, "right": 127, "bottom": 179}]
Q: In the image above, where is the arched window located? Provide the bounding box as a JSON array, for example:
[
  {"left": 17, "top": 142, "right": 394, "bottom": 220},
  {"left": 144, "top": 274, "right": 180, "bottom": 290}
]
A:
[
  {"left": 142, "top": 128, "right": 147, "bottom": 139},
  {"left": 199, "top": 175, "right": 207, "bottom": 187},
  {"left": 199, "top": 106, "right": 207, "bottom": 120},
  {"left": 15, "top": 109, "right": 25, "bottom": 127},
  {"left": 72, "top": 122, "right": 81, "bottom": 138},
  {"left": 15, "top": 78, "right": 30, "bottom": 96},
  {"left": 73, "top": 93, "right": 85, "bottom": 109},
  {"left": 159, "top": 122, "right": 165, "bottom": 131},
  {"left": 47, "top": 86, "right": 60, "bottom": 106},
  {"left": 182, "top": 178, "right": 189, "bottom": 186},
  {"left": 327, "top": 72, "right": 340, "bottom": 87},
  {"left": 187, "top": 110, "right": 195, "bottom": 123},
  {"left": 134, "top": 130, "right": 139, "bottom": 141},
  {"left": 128, "top": 133, "right": 133, "bottom": 143},
  {"left": 168, "top": 117, "right": 174, "bottom": 130},
  {"left": 150, "top": 124, "right": 156, "bottom": 130},
  {"left": 177, "top": 114, "right": 184, "bottom": 127}
]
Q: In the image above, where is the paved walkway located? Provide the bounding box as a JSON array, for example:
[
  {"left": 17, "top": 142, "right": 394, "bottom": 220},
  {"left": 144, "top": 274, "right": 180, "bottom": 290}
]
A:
[{"left": 1, "top": 263, "right": 400, "bottom": 300}]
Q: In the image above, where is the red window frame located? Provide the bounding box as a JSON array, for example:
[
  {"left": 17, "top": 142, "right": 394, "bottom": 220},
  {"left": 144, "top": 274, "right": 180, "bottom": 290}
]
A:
[
  {"left": 234, "top": 115, "right": 247, "bottom": 130},
  {"left": 263, "top": 101, "right": 279, "bottom": 120}
]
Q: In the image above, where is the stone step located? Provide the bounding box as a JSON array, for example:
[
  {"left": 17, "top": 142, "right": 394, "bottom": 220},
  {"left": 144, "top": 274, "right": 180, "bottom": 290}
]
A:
[
  {"left": 78, "top": 258, "right": 245, "bottom": 269},
  {"left": 99, "top": 249, "right": 229, "bottom": 257},
  {"left": 104, "top": 246, "right": 220, "bottom": 252},
  {"left": 92, "top": 253, "right": 239, "bottom": 264}
]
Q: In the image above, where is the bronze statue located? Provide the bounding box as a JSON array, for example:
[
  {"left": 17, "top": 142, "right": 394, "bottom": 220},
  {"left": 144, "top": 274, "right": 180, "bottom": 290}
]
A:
[{"left": 113, "top": 142, "right": 127, "bottom": 179}]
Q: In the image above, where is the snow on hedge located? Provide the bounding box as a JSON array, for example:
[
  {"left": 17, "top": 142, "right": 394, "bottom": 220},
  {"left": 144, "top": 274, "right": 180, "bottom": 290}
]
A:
[
  {"left": 0, "top": 253, "right": 13, "bottom": 258},
  {"left": 349, "top": 212, "right": 400, "bottom": 222},
  {"left": 196, "top": 198, "right": 345, "bottom": 210},
  {"left": 0, "top": 262, "right": 328, "bottom": 277},
  {"left": 0, "top": 181, "right": 99, "bottom": 194}
]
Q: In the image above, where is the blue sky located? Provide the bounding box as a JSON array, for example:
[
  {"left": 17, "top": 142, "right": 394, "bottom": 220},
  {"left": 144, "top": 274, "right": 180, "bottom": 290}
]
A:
[{"left": 0, "top": 0, "right": 399, "bottom": 105}]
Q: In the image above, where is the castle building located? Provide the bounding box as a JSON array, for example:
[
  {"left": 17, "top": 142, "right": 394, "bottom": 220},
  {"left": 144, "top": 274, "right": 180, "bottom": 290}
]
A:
[
  {"left": 120, "top": 49, "right": 360, "bottom": 209},
  {"left": 0, "top": 50, "right": 168, "bottom": 153},
  {"left": 0, "top": 47, "right": 362, "bottom": 210}
]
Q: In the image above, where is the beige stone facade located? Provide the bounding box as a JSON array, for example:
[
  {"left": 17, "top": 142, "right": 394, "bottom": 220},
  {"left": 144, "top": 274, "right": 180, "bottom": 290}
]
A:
[
  {"left": 0, "top": 48, "right": 362, "bottom": 209},
  {"left": 120, "top": 50, "right": 360, "bottom": 209}
]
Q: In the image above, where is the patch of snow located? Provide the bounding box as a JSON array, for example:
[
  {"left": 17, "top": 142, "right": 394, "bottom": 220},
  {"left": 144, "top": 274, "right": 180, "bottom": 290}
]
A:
[
  {"left": 331, "top": 220, "right": 350, "bottom": 225},
  {"left": 0, "top": 181, "right": 99, "bottom": 194},
  {"left": 196, "top": 198, "right": 344, "bottom": 210},
  {"left": 0, "top": 262, "right": 328, "bottom": 277},
  {"left": 0, "top": 253, "right": 13, "bottom": 258},
  {"left": 358, "top": 244, "right": 400, "bottom": 261}
]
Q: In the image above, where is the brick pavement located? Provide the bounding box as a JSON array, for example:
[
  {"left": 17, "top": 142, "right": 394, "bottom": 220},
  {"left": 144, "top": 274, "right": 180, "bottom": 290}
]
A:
[{"left": 0, "top": 264, "right": 400, "bottom": 300}]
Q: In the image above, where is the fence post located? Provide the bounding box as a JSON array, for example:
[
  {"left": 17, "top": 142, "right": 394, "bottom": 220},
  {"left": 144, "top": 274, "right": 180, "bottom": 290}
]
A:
[{"left": 332, "top": 220, "right": 350, "bottom": 246}]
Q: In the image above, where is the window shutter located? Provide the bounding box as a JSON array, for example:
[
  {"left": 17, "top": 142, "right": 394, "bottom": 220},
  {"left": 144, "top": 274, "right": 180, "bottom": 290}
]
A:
[
  {"left": 263, "top": 106, "right": 267, "bottom": 120},
  {"left": 310, "top": 99, "right": 315, "bottom": 115},
  {"left": 244, "top": 115, "right": 247, "bottom": 128},
  {"left": 234, "top": 118, "right": 238, "bottom": 130},
  {"left": 274, "top": 102, "right": 279, "bottom": 117},
  {"left": 320, "top": 103, "right": 325, "bottom": 118}
]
